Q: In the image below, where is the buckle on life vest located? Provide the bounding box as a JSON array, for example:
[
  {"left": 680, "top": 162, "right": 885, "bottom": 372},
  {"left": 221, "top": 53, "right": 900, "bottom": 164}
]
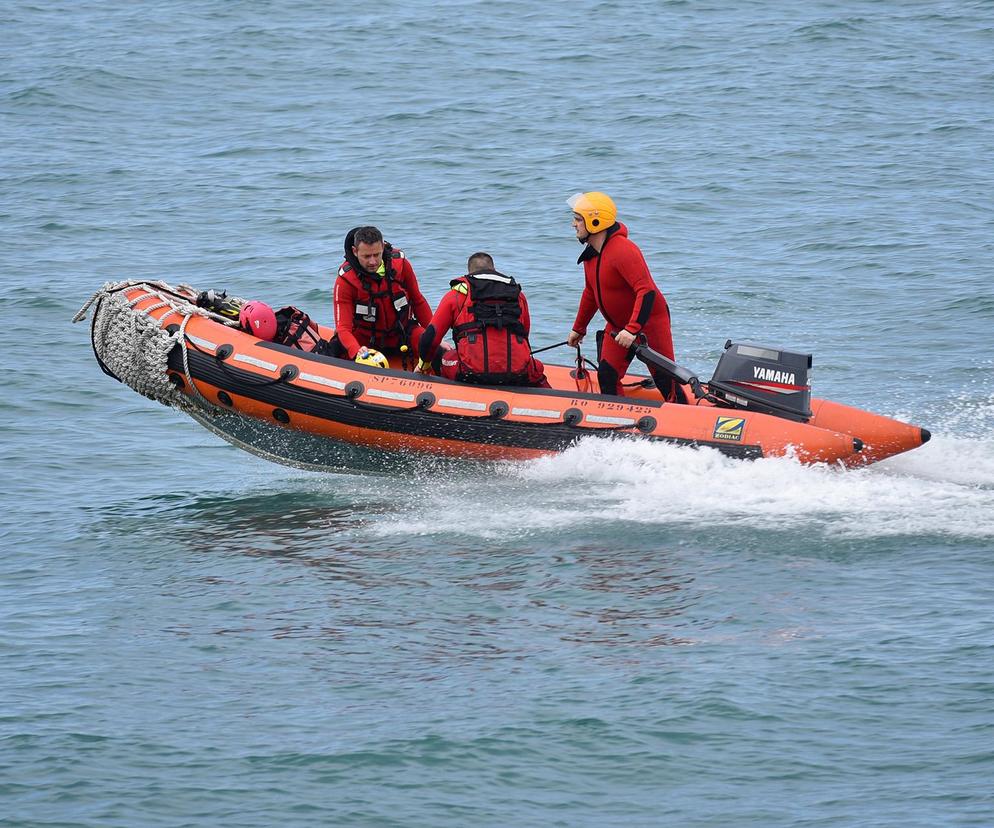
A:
[{"left": 356, "top": 303, "right": 377, "bottom": 322}]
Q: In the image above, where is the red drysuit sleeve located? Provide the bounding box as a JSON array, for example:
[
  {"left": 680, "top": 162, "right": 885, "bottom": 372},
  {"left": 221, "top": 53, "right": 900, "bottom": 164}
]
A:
[
  {"left": 398, "top": 259, "right": 434, "bottom": 327},
  {"left": 418, "top": 289, "right": 462, "bottom": 361},
  {"left": 333, "top": 274, "right": 362, "bottom": 358},
  {"left": 614, "top": 245, "right": 657, "bottom": 335}
]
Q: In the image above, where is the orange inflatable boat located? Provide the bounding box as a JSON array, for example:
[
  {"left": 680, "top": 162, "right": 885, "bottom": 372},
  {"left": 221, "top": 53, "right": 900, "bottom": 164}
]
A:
[{"left": 76, "top": 281, "right": 930, "bottom": 469}]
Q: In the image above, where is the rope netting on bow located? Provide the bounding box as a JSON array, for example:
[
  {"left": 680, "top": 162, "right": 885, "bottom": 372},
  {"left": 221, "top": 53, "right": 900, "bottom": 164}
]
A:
[{"left": 73, "top": 280, "right": 246, "bottom": 414}]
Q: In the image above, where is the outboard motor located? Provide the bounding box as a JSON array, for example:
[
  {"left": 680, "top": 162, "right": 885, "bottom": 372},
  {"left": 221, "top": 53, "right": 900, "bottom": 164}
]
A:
[{"left": 708, "top": 340, "right": 813, "bottom": 422}]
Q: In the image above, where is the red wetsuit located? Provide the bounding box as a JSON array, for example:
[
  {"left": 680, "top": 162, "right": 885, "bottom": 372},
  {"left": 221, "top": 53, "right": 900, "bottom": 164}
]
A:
[
  {"left": 332, "top": 248, "right": 433, "bottom": 361},
  {"left": 419, "top": 273, "right": 548, "bottom": 386},
  {"left": 571, "top": 223, "right": 681, "bottom": 400}
]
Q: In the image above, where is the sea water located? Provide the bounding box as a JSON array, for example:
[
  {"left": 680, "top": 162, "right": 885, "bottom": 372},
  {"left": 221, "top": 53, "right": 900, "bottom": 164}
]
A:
[{"left": 2, "top": 1, "right": 993, "bottom": 825}]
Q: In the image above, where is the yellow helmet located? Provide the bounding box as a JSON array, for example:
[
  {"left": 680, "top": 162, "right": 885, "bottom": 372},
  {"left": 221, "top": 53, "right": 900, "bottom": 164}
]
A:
[
  {"left": 354, "top": 347, "right": 390, "bottom": 369},
  {"left": 568, "top": 191, "right": 617, "bottom": 233}
]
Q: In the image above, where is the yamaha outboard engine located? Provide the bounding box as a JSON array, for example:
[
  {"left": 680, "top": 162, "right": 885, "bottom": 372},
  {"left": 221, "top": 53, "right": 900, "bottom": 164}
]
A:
[{"left": 708, "top": 340, "right": 812, "bottom": 422}]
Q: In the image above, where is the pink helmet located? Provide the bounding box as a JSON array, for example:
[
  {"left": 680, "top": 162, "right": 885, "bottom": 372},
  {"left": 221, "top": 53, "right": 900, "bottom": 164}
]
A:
[{"left": 239, "top": 301, "right": 278, "bottom": 341}]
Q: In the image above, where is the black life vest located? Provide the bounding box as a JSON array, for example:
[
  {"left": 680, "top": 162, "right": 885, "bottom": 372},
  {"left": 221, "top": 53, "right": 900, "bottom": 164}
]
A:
[{"left": 450, "top": 271, "right": 532, "bottom": 385}]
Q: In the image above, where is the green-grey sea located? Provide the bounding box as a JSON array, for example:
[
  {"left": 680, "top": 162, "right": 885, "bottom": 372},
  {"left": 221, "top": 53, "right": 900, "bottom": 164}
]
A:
[{"left": 2, "top": 1, "right": 993, "bottom": 825}]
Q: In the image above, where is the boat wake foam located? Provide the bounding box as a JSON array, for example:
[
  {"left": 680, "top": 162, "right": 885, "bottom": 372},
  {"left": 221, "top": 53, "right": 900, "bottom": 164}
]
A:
[{"left": 368, "top": 431, "right": 994, "bottom": 543}]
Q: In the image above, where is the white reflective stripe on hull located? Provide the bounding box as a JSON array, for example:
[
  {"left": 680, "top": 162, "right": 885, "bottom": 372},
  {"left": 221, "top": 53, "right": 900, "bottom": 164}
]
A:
[
  {"left": 586, "top": 414, "right": 636, "bottom": 426},
  {"left": 186, "top": 334, "right": 217, "bottom": 351},
  {"left": 298, "top": 372, "right": 347, "bottom": 390},
  {"left": 438, "top": 398, "right": 487, "bottom": 412},
  {"left": 233, "top": 354, "right": 278, "bottom": 372},
  {"left": 511, "top": 407, "right": 560, "bottom": 419},
  {"left": 367, "top": 389, "right": 416, "bottom": 402}
]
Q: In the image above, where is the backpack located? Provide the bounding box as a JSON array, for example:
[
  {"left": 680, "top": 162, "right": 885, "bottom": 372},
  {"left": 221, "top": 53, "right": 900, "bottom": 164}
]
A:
[{"left": 274, "top": 306, "right": 324, "bottom": 352}]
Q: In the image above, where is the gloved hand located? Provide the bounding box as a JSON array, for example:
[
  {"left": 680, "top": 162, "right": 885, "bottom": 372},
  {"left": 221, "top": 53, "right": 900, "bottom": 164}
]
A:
[{"left": 415, "top": 358, "right": 432, "bottom": 374}]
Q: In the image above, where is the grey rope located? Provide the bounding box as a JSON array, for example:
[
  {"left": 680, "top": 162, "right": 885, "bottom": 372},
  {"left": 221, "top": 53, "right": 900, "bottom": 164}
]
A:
[{"left": 72, "top": 279, "right": 245, "bottom": 415}]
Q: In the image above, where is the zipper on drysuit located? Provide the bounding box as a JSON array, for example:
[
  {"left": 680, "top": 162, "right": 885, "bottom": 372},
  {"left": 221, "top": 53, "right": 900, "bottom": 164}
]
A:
[{"left": 593, "top": 235, "right": 623, "bottom": 333}]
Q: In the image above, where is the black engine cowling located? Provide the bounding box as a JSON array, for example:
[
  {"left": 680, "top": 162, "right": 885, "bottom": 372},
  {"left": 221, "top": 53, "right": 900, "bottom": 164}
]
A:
[{"left": 708, "top": 340, "right": 813, "bottom": 422}]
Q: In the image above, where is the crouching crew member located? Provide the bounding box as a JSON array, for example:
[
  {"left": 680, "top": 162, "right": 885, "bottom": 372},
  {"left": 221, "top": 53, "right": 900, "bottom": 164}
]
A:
[
  {"left": 330, "top": 225, "right": 433, "bottom": 369},
  {"left": 418, "top": 252, "right": 549, "bottom": 387},
  {"left": 565, "top": 191, "right": 686, "bottom": 402}
]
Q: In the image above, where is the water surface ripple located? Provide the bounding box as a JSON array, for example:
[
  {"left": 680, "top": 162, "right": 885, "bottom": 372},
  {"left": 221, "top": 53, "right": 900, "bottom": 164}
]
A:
[{"left": 2, "top": 1, "right": 993, "bottom": 825}]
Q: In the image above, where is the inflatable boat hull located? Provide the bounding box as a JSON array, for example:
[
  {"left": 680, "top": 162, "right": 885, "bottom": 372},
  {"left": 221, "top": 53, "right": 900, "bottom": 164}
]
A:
[{"left": 88, "top": 284, "right": 931, "bottom": 468}]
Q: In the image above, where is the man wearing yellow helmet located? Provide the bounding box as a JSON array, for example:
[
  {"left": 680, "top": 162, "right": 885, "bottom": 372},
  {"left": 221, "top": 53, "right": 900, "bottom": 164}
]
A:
[{"left": 566, "top": 192, "right": 685, "bottom": 402}]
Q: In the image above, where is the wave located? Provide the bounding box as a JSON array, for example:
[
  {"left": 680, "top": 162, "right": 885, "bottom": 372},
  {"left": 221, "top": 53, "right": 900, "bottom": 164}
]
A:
[{"left": 370, "top": 433, "right": 994, "bottom": 543}]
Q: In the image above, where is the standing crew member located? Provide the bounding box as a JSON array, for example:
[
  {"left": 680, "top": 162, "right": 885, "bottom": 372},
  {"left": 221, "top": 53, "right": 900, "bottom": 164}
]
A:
[
  {"left": 330, "top": 226, "right": 433, "bottom": 369},
  {"left": 418, "top": 252, "right": 549, "bottom": 387},
  {"left": 565, "top": 192, "right": 685, "bottom": 402}
]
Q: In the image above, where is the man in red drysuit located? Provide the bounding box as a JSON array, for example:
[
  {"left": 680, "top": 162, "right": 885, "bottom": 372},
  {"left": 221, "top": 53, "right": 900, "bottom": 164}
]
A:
[
  {"left": 330, "top": 225, "right": 433, "bottom": 370},
  {"left": 565, "top": 192, "right": 685, "bottom": 402}
]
